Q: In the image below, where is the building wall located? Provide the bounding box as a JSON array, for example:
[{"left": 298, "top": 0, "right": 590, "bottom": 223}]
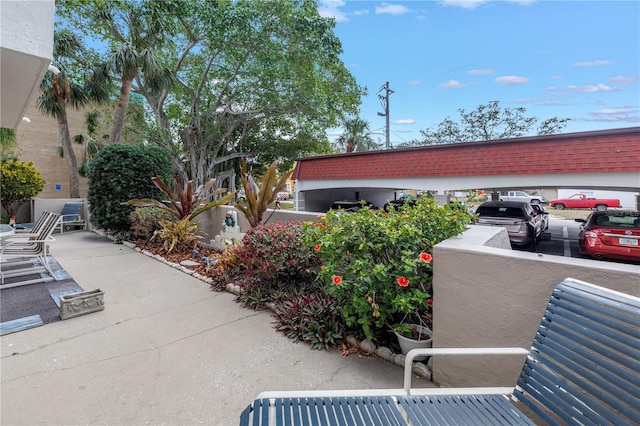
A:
[
  {"left": 431, "top": 225, "right": 640, "bottom": 388},
  {"left": 13, "top": 97, "right": 93, "bottom": 200}
]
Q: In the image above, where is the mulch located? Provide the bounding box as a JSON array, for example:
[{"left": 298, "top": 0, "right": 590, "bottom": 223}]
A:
[{"left": 131, "top": 240, "right": 222, "bottom": 278}]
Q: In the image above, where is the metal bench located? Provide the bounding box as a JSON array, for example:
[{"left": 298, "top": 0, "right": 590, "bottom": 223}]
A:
[{"left": 239, "top": 278, "right": 640, "bottom": 425}]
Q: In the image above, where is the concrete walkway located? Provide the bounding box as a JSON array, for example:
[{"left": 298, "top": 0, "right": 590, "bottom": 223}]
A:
[{"left": 1, "top": 232, "right": 430, "bottom": 425}]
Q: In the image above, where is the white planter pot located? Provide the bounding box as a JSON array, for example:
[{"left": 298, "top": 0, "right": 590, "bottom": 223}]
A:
[{"left": 394, "top": 324, "right": 433, "bottom": 360}]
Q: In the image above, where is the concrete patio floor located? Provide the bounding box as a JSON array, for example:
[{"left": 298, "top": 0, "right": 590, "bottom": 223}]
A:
[{"left": 1, "top": 232, "right": 430, "bottom": 425}]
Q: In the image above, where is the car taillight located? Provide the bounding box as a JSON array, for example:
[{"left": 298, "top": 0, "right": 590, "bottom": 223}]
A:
[{"left": 584, "top": 230, "right": 602, "bottom": 247}]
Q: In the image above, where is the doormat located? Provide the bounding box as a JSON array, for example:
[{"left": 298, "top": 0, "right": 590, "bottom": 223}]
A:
[{"left": 0, "top": 257, "right": 83, "bottom": 335}]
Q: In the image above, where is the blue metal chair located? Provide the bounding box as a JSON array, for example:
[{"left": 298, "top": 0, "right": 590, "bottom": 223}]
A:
[
  {"left": 16, "top": 202, "right": 85, "bottom": 233},
  {"left": 240, "top": 278, "right": 640, "bottom": 425}
]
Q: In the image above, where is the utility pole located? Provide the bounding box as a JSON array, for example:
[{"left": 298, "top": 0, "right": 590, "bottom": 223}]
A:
[{"left": 377, "top": 81, "right": 394, "bottom": 149}]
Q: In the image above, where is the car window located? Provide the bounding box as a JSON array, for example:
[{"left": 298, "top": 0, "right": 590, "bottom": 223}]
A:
[
  {"left": 597, "top": 214, "right": 640, "bottom": 228},
  {"left": 477, "top": 206, "right": 525, "bottom": 217}
]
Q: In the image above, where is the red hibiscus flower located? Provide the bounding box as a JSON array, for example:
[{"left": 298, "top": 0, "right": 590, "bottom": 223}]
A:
[
  {"left": 314, "top": 244, "right": 322, "bottom": 251},
  {"left": 332, "top": 275, "right": 343, "bottom": 285},
  {"left": 419, "top": 252, "right": 433, "bottom": 263},
  {"left": 397, "top": 276, "right": 409, "bottom": 287}
]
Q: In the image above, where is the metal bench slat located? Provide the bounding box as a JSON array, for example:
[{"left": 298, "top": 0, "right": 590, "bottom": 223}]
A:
[
  {"left": 517, "top": 360, "right": 632, "bottom": 426},
  {"left": 515, "top": 280, "right": 640, "bottom": 425},
  {"left": 532, "top": 332, "right": 640, "bottom": 416},
  {"left": 542, "top": 305, "right": 640, "bottom": 367}
]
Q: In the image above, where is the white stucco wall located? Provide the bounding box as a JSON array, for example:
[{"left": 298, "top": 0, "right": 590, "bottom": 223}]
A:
[
  {"left": 432, "top": 225, "right": 640, "bottom": 388},
  {"left": 1, "top": 1, "right": 55, "bottom": 58}
]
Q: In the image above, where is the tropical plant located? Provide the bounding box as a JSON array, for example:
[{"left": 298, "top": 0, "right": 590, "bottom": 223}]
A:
[
  {"left": 123, "top": 176, "right": 235, "bottom": 253},
  {"left": 0, "top": 158, "right": 46, "bottom": 217},
  {"left": 334, "top": 117, "right": 381, "bottom": 153},
  {"left": 304, "top": 197, "right": 475, "bottom": 342},
  {"left": 87, "top": 143, "right": 171, "bottom": 232},
  {"left": 272, "top": 292, "right": 344, "bottom": 350},
  {"left": 153, "top": 217, "right": 200, "bottom": 253},
  {"left": 235, "top": 159, "right": 294, "bottom": 228},
  {"left": 75, "top": 110, "right": 106, "bottom": 177},
  {"left": 37, "top": 29, "right": 111, "bottom": 198},
  {"left": 123, "top": 176, "right": 236, "bottom": 222}
]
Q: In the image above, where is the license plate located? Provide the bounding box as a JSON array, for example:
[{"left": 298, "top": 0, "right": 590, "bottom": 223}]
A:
[{"left": 619, "top": 238, "right": 638, "bottom": 246}]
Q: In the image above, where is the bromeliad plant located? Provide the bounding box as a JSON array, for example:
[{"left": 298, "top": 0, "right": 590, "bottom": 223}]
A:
[
  {"left": 235, "top": 159, "right": 294, "bottom": 228},
  {"left": 123, "top": 176, "right": 236, "bottom": 252},
  {"left": 304, "top": 197, "right": 475, "bottom": 342}
]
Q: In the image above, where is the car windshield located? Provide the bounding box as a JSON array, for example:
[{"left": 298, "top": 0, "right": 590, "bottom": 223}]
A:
[
  {"left": 477, "top": 206, "right": 525, "bottom": 218},
  {"left": 595, "top": 213, "right": 640, "bottom": 228}
]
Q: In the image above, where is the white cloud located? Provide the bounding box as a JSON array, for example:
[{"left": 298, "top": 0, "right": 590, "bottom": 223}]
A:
[
  {"left": 587, "top": 108, "right": 640, "bottom": 123},
  {"left": 440, "top": 79, "right": 466, "bottom": 89},
  {"left": 550, "top": 75, "right": 563, "bottom": 80},
  {"left": 572, "top": 60, "right": 613, "bottom": 67},
  {"left": 442, "top": 0, "right": 488, "bottom": 9},
  {"left": 353, "top": 9, "right": 369, "bottom": 16},
  {"left": 609, "top": 75, "right": 640, "bottom": 85},
  {"left": 318, "top": 0, "right": 348, "bottom": 22},
  {"left": 495, "top": 76, "right": 529, "bottom": 85},
  {"left": 375, "top": 3, "right": 411, "bottom": 15},
  {"left": 567, "top": 84, "right": 622, "bottom": 93},
  {"left": 394, "top": 119, "right": 416, "bottom": 125},
  {"left": 467, "top": 68, "right": 493, "bottom": 75},
  {"left": 507, "top": 0, "right": 536, "bottom": 5},
  {"left": 407, "top": 80, "right": 422, "bottom": 85}
]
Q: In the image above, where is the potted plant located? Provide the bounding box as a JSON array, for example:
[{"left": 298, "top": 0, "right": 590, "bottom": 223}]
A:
[{"left": 393, "top": 299, "right": 434, "bottom": 359}]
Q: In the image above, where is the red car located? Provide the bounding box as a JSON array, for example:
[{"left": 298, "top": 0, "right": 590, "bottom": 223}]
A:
[{"left": 576, "top": 210, "right": 640, "bottom": 262}]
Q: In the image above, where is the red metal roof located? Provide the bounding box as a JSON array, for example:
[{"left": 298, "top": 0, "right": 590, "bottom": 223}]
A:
[{"left": 294, "top": 127, "right": 640, "bottom": 181}]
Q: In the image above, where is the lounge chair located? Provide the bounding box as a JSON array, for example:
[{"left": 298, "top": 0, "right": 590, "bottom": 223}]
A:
[
  {"left": 15, "top": 202, "right": 85, "bottom": 233},
  {"left": 0, "top": 212, "right": 60, "bottom": 286},
  {"left": 240, "top": 278, "right": 639, "bottom": 425}
]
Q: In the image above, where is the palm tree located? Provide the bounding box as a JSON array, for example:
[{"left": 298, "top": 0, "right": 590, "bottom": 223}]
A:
[
  {"left": 334, "top": 117, "right": 380, "bottom": 153},
  {"left": 37, "top": 30, "right": 111, "bottom": 198},
  {"left": 96, "top": 3, "right": 173, "bottom": 143}
]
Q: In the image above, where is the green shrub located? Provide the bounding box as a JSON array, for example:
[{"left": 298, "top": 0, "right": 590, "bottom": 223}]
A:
[
  {"left": 304, "top": 197, "right": 475, "bottom": 342},
  {"left": 87, "top": 144, "right": 171, "bottom": 232},
  {"left": 0, "top": 158, "right": 45, "bottom": 217},
  {"left": 129, "top": 206, "right": 172, "bottom": 241}
]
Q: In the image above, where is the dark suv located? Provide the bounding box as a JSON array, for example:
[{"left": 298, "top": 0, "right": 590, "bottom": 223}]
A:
[
  {"left": 329, "top": 200, "right": 376, "bottom": 213},
  {"left": 475, "top": 201, "right": 542, "bottom": 246}
]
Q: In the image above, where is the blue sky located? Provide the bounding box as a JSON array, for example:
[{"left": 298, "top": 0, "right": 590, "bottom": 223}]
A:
[{"left": 318, "top": 0, "right": 640, "bottom": 145}]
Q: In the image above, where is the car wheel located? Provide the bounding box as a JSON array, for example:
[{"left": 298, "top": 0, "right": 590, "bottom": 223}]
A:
[
  {"left": 554, "top": 204, "right": 565, "bottom": 210},
  {"left": 595, "top": 204, "right": 607, "bottom": 212}
]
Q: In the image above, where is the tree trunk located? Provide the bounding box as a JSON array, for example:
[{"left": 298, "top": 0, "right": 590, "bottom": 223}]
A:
[
  {"left": 110, "top": 73, "right": 135, "bottom": 143},
  {"left": 57, "top": 112, "right": 80, "bottom": 198}
]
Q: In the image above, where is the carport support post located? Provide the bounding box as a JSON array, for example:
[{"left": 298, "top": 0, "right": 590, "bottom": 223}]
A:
[
  {"left": 490, "top": 191, "right": 500, "bottom": 201},
  {"left": 636, "top": 194, "right": 640, "bottom": 211}
]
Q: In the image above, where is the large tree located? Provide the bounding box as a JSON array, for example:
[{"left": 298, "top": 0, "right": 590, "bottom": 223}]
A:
[
  {"left": 58, "top": 0, "right": 362, "bottom": 186},
  {"left": 408, "top": 101, "right": 570, "bottom": 146},
  {"left": 37, "top": 29, "right": 111, "bottom": 197},
  {"left": 334, "top": 117, "right": 381, "bottom": 153}
]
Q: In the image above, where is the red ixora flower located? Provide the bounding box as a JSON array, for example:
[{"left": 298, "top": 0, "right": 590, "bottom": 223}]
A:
[
  {"left": 419, "top": 252, "right": 433, "bottom": 263},
  {"left": 314, "top": 244, "right": 322, "bottom": 251},
  {"left": 397, "top": 276, "right": 409, "bottom": 287},
  {"left": 427, "top": 298, "right": 433, "bottom": 308},
  {"left": 332, "top": 275, "right": 343, "bottom": 285}
]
